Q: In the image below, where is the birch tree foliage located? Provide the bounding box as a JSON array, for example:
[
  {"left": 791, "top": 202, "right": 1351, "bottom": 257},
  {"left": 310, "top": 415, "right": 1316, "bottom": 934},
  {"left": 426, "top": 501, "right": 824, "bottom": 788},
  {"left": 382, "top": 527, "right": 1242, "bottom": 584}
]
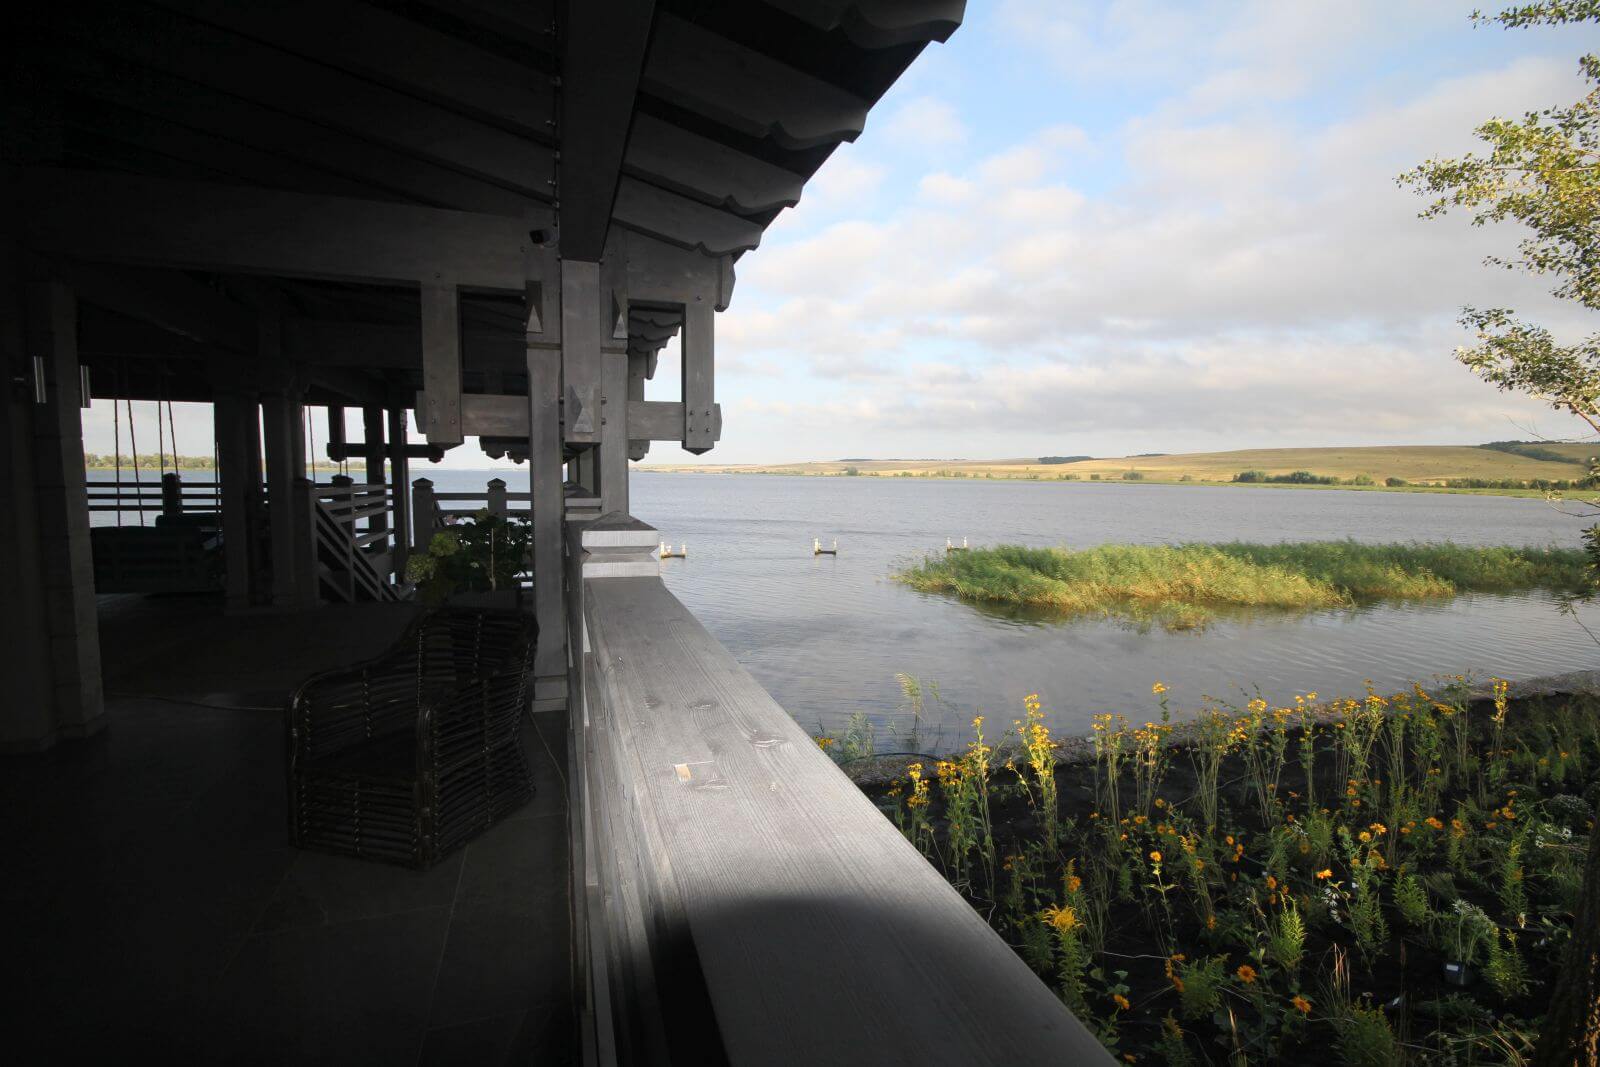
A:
[{"left": 1400, "top": 2, "right": 1600, "bottom": 431}]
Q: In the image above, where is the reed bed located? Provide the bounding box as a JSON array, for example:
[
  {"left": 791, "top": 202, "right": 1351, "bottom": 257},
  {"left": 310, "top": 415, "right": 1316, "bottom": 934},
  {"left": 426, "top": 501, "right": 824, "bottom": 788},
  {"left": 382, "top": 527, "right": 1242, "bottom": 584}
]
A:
[{"left": 896, "top": 541, "right": 1588, "bottom": 627}]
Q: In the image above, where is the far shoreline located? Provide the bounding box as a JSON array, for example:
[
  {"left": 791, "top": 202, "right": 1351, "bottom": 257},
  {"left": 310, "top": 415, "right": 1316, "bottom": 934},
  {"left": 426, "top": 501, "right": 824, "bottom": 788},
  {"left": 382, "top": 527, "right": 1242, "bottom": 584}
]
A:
[{"left": 633, "top": 467, "right": 1580, "bottom": 500}]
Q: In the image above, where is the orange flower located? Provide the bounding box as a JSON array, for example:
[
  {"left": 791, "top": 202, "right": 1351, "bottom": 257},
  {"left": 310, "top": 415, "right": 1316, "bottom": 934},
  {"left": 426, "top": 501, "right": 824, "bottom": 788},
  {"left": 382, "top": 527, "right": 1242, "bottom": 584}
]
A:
[
  {"left": 1291, "top": 995, "right": 1312, "bottom": 1014},
  {"left": 1149, "top": 850, "right": 1162, "bottom": 863},
  {"left": 1113, "top": 993, "right": 1131, "bottom": 1011},
  {"left": 1265, "top": 875, "right": 1278, "bottom": 890},
  {"left": 1316, "top": 869, "right": 1333, "bottom": 880},
  {"left": 1236, "top": 964, "right": 1258, "bottom": 984}
]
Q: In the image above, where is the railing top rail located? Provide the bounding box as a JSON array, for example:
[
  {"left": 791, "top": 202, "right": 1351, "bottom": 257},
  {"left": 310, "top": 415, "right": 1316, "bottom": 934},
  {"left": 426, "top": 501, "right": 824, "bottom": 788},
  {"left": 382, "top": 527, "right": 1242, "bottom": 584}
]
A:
[{"left": 580, "top": 572, "right": 1109, "bottom": 1064}]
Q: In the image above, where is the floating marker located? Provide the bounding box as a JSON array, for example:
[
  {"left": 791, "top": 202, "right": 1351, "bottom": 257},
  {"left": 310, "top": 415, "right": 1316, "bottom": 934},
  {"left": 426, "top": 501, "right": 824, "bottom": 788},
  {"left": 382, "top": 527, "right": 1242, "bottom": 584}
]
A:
[{"left": 813, "top": 537, "right": 838, "bottom": 556}]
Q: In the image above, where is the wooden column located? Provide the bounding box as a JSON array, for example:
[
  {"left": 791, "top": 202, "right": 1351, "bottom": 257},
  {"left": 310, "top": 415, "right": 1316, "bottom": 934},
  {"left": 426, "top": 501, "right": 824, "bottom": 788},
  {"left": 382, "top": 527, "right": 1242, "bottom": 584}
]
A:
[
  {"left": 387, "top": 405, "right": 411, "bottom": 577},
  {"left": 261, "top": 386, "right": 305, "bottom": 608},
  {"left": 24, "top": 280, "right": 104, "bottom": 742},
  {"left": 682, "top": 299, "right": 715, "bottom": 454},
  {"left": 213, "top": 389, "right": 257, "bottom": 610},
  {"left": 362, "top": 405, "right": 387, "bottom": 552},
  {"left": 527, "top": 241, "right": 567, "bottom": 707},
  {"left": 419, "top": 283, "right": 462, "bottom": 447},
  {"left": 160, "top": 472, "right": 182, "bottom": 520},
  {"left": 0, "top": 246, "right": 57, "bottom": 750},
  {"left": 598, "top": 235, "right": 630, "bottom": 514},
  {"left": 411, "top": 477, "right": 435, "bottom": 554}
]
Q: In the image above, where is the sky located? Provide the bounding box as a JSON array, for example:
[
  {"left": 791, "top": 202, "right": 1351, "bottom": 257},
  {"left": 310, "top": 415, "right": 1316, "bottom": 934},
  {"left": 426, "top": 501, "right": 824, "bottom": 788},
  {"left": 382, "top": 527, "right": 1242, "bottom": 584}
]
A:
[{"left": 84, "top": 1, "right": 1600, "bottom": 470}]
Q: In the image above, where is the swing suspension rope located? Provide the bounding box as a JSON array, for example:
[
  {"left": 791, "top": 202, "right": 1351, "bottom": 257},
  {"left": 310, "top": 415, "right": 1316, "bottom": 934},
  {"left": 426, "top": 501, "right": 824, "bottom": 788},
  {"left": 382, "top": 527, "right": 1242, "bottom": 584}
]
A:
[
  {"left": 112, "top": 383, "right": 122, "bottom": 528},
  {"left": 156, "top": 394, "right": 166, "bottom": 477},
  {"left": 167, "top": 397, "right": 179, "bottom": 477},
  {"left": 126, "top": 394, "right": 143, "bottom": 527}
]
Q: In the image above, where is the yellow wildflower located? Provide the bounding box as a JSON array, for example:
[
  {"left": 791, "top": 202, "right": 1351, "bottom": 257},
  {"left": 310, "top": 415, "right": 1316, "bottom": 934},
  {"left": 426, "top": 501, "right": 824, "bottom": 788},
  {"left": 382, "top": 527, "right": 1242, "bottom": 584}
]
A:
[
  {"left": 1236, "top": 964, "right": 1258, "bottom": 984},
  {"left": 1291, "top": 995, "right": 1312, "bottom": 1014}
]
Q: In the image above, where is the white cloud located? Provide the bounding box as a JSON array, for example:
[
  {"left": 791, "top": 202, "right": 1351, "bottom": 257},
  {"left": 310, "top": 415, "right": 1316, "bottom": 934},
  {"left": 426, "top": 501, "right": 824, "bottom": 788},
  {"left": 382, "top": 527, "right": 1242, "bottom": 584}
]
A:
[
  {"left": 880, "top": 95, "right": 970, "bottom": 150},
  {"left": 709, "top": 31, "right": 1600, "bottom": 461}
]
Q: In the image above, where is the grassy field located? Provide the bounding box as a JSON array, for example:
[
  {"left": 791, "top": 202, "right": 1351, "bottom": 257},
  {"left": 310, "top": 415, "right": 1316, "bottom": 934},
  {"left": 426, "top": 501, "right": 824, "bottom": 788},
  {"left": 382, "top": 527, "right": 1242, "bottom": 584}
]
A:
[
  {"left": 642, "top": 443, "right": 1597, "bottom": 496},
  {"left": 896, "top": 541, "right": 1590, "bottom": 627}
]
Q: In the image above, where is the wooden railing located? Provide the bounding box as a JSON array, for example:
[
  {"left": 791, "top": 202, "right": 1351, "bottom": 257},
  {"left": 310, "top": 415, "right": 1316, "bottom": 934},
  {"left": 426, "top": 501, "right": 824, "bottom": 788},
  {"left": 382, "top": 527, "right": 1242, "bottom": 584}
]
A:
[
  {"left": 298, "top": 479, "right": 400, "bottom": 603},
  {"left": 86, "top": 472, "right": 220, "bottom": 520},
  {"left": 565, "top": 514, "right": 1111, "bottom": 1066},
  {"left": 410, "top": 477, "right": 531, "bottom": 555}
]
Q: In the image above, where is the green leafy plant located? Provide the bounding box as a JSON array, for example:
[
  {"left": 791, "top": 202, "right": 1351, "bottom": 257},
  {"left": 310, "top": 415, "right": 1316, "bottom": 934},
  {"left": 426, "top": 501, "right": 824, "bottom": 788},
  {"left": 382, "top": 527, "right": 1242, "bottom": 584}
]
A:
[
  {"left": 1394, "top": 872, "right": 1431, "bottom": 928},
  {"left": 404, "top": 510, "right": 533, "bottom": 604}
]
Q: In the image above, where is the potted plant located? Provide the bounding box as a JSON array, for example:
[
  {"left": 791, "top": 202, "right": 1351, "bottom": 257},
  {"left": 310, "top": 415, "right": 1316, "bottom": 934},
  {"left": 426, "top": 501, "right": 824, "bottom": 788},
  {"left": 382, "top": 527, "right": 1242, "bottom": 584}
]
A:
[
  {"left": 1441, "top": 899, "right": 1495, "bottom": 987},
  {"left": 404, "top": 509, "right": 533, "bottom": 610}
]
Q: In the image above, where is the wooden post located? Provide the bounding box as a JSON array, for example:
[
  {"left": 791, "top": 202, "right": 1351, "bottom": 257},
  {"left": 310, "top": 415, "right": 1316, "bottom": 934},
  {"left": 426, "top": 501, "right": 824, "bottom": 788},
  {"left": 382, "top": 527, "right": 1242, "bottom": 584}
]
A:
[
  {"left": 330, "top": 473, "right": 355, "bottom": 601},
  {"left": 0, "top": 244, "right": 56, "bottom": 750},
  {"left": 160, "top": 471, "right": 182, "bottom": 520},
  {"left": 682, "top": 299, "right": 715, "bottom": 454},
  {"left": 527, "top": 239, "right": 567, "bottom": 707},
  {"left": 294, "top": 475, "right": 319, "bottom": 606},
  {"left": 326, "top": 405, "right": 345, "bottom": 462},
  {"left": 486, "top": 477, "right": 507, "bottom": 519},
  {"left": 419, "top": 283, "right": 462, "bottom": 446},
  {"left": 388, "top": 405, "right": 411, "bottom": 578},
  {"left": 2, "top": 277, "right": 104, "bottom": 747},
  {"left": 362, "top": 405, "right": 387, "bottom": 553},
  {"left": 411, "top": 477, "right": 435, "bottom": 555},
  {"left": 261, "top": 388, "right": 304, "bottom": 608},
  {"left": 213, "top": 389, "right": 256, "bottom": 611},
  {"left": 599, "top": 350, "right": 629, "bottom": 515}
]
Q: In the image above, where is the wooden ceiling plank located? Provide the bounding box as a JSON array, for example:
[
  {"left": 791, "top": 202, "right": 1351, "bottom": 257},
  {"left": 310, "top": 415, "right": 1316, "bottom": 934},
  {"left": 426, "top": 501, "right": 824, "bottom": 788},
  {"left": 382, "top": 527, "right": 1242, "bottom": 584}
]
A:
[
  {"left": 643, "top": 14, "right": 869, "bottom": 150},
  {"left": 34, "top": 47, "right": 534, "bottom": 214},
  {"left": 149, "top": 0, "right": 556, "bottom": 139},
  {"left": 40, "top": 5, "right": 555, "bottom": 199},
  {"left": 625, "top": 114, "right": 803, "bottom": 213},
  {"left": 8, "top": 167, "right": 538, "bottom": 291},
  {"left": 764, "top": 0, "right": 966, "bottom": 48},
  {"left": 612, "top": 177, "right": 765, "bottom": 256}
]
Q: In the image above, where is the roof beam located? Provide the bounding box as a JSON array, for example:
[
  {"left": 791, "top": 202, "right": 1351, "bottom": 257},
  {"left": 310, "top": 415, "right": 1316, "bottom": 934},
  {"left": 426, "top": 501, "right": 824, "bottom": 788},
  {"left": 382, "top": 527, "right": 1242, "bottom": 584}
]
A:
[
  {"left": 558, "top": 0, "right": 656, "bottom": 261},
  {"left": 7, "top": 167, "right": 543, "bottom": 291}
]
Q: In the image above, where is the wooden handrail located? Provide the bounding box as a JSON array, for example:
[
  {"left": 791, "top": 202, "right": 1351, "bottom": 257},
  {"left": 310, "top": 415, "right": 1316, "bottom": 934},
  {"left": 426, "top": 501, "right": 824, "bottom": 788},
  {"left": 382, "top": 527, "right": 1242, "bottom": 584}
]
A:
[{"left": 567, "top": 514, "right": 1111, "bottom": 1066}]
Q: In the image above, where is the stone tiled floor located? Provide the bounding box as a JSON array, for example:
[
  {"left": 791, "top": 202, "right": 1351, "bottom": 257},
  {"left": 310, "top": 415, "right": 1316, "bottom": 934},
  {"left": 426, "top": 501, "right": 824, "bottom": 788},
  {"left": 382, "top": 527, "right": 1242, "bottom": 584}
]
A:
[{"left": 3, "top": 596, "right": 573, "bottom": 1064}]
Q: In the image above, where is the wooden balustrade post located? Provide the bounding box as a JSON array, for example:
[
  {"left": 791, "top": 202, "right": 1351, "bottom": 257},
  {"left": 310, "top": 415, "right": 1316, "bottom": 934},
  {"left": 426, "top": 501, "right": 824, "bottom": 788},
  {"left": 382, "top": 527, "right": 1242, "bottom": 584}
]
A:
[
  {"left": 411, "top": 477, "right": 435, "bottom": 556},
  {"left": 294, "top": 476, "right": 320, "bottom": 607},
  {"left": 160, "top": 471, "right": 182, "bottom": 521},
  {"left": 486, "top": 477, "right": 507, "bottom": 519},
  {"left": 387, "top": 406, "right": 411, "bottom": 579},
  {"left": 362, "top": 405, "right": 387, "bottom": 554}
]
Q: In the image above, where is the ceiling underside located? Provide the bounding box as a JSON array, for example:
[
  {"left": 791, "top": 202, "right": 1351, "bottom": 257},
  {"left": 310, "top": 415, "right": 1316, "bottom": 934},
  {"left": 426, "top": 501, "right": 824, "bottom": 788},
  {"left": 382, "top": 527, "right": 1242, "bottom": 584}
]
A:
[{"left": 6, "top": 0, "right": 963, "bottom": 404}]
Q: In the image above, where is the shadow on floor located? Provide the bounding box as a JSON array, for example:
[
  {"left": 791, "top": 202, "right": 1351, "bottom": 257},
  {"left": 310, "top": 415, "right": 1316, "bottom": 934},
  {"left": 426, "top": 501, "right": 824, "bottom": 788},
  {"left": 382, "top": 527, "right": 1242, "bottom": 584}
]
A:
[{"left": 3, "top": 596, "right": 574, "bottom": 1065}]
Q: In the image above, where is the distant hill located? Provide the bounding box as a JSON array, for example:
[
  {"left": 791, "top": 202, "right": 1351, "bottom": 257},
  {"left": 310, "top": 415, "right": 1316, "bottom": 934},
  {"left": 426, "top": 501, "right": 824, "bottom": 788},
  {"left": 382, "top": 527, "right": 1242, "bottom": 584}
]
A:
[{"left": 642, "top": 443, "right": 1599, "bottom": 492}]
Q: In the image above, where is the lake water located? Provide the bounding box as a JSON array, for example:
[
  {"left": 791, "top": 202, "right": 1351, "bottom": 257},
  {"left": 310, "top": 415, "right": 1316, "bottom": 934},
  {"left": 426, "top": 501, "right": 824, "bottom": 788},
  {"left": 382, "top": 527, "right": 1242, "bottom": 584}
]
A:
[{"left": 95, "top": 467, "right": 1600, "bottom": 750}]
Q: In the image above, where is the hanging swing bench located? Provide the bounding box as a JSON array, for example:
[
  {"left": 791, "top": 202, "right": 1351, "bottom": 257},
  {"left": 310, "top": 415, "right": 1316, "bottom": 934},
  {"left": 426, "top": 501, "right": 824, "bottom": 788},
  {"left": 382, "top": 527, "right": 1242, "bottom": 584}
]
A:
[{"left": 89, "top": 385, "right": 223, "bottom": 594}]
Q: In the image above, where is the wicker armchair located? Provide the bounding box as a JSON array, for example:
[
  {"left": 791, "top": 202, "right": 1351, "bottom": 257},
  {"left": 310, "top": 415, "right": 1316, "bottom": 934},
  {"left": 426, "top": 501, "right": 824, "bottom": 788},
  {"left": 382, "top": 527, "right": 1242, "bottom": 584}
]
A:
[{"left": 287, "top": 608, "right": 536, "bottom": 868}]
